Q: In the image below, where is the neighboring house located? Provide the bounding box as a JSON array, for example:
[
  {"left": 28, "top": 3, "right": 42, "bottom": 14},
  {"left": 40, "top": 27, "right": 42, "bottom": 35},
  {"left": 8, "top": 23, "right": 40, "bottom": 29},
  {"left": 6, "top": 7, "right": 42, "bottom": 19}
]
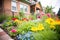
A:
[{"left": 0, "top": 0, "right": 43, "bottom": 16}]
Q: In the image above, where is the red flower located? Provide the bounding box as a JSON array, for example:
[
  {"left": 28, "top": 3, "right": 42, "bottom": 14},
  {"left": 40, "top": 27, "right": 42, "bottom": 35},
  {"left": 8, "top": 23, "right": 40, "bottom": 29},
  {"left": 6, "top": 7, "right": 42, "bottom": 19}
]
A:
[
  {"left": 11, "top": 29, "right": 17, "bottom": 33},
  {"left": 12, "top": 18, "right": 17, "bottom": 21}
]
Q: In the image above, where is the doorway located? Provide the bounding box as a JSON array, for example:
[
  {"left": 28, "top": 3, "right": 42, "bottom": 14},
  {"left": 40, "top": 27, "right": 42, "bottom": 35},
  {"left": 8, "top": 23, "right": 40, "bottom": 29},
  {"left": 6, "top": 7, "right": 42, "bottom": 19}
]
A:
[{"left": 0, "top": 0, "right": 4, "bottom": 14}]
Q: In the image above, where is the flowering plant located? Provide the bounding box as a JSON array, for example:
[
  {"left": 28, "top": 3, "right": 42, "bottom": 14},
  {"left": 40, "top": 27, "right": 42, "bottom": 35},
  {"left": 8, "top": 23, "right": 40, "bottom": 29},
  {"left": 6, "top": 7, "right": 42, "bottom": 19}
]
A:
[
  {"left": 11, "top": 29, "right": 17, "bottom": 33},
  {"left": 12, "top": 18, "right": 17, "bottom": 21},
  {"left": 2, "top": 14, "right": 60, "bottom": 40}
]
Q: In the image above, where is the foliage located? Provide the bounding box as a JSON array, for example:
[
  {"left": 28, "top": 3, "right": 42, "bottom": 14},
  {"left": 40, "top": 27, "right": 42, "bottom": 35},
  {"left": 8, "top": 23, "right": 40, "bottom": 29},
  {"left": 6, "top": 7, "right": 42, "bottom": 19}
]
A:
[
  {"left": 19, "top": 11, "right": 25, "bottom": 20},
  {"left": 55, "top": 25, "right": 60, "bottom": 33},
  {"left": 32, "top": 30, "right": 58, "bottom": 40},
  {"left": 44, "top": 6, "right": 54, "bottom": 14},
  {"left": 2, "top": 13, "right": 60, "bottom": 40},
  {"left": 29, "top": 13, "right": 37, "bottom": 20},
  {"left": 55, "top": 25, "right": 60, "bottom": 40},
  {"left": 0, "top": 14, "right": 7, "bottom": 23}
]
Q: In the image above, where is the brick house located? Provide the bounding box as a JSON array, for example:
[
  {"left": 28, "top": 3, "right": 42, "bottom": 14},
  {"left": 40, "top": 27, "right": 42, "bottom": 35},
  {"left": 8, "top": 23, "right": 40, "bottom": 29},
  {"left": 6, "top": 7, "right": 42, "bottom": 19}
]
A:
[{"left": 0, "top": 0, "right": 43, "bottom": 16}]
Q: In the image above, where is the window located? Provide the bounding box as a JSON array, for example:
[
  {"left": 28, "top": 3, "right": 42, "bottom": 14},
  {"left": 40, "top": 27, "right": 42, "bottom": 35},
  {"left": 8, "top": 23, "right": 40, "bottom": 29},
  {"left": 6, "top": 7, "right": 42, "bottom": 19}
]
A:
[
  {"left": 20, "top": 4, "right": 24, "bottom": 12},
  {"left": 36, "top": 10, "right": 40, "bottom": 13},
  {"left": 24, "top": 6, "right": 28, "bottom": 12},
  {"left": 11, "top": 0, "right": 17, "bottom": 12},
  {"left": 20, "top": 3, "right": 28, "bottom": 13}
]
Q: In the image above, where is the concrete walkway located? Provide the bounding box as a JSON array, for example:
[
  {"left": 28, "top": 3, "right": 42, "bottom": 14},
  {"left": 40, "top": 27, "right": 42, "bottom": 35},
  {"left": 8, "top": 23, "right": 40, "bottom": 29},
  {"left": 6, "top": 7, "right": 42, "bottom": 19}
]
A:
[{"left": 0, "top": 28, "right": 14, "bottom": 40}]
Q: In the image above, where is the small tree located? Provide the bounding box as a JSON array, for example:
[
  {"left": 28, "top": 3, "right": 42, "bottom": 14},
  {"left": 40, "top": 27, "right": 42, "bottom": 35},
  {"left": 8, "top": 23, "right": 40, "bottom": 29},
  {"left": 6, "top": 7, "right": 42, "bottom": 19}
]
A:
[
  {"left": 45, "top": 6, "right": 54, "bottom": 14},
  {"left": 44, "top": 6, "right": 55, "bottom": 18}
]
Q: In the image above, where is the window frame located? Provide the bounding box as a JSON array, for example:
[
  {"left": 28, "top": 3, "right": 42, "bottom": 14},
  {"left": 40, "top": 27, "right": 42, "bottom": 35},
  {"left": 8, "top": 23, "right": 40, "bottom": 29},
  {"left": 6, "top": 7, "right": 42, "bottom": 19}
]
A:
[
  {"left": 20, "top": 2, "right": 28, "bottom": 13},
  {"left": 11, "top": 0, "right": 17, "bottom": 12}
]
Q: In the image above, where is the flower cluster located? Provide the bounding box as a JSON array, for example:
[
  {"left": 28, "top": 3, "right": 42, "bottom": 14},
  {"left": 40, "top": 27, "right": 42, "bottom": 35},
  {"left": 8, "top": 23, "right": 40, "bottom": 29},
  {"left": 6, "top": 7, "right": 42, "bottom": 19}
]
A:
[
  {"left": 12, "top": 18, "right": 17, "bottom": 21},
  {"left": 11, "top": 29, "right": 17, "bottom": 33},
  {"left": 31, "top": 23, "right": 44, "bottom": 32}
]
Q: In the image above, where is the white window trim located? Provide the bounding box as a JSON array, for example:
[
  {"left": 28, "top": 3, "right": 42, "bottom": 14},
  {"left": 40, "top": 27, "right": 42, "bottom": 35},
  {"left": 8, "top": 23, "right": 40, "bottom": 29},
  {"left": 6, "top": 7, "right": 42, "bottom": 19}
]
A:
[
  {"left": 20, "top": 2, "right": 28, "bottom": 13},
  {"left": 11, "top": 0, "right": 17, "bottom": 12}
]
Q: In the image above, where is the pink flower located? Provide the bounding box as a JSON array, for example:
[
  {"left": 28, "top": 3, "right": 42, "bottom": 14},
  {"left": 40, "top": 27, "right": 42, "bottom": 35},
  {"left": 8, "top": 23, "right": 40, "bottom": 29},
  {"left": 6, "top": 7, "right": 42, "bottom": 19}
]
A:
[
  {"left": 30, "top": 18, "right": 33, "bottom": 20},
  {"left": 37, "top": 16, "right": 40, "bottom": 18},
  {"left": 11, "top": 29, "right": 17, "bottom": 33},
  {"left": 41, "top": 13, "right": 44, "bottom": 15},
  {"left": 47, "top": 13, "right": 51, "bottom": 17}
]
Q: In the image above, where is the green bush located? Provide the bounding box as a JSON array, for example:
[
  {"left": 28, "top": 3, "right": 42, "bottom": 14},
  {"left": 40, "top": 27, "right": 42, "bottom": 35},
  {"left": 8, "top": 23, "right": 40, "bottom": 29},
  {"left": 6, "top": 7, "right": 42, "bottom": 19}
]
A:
[
  {"left": 0, "top": 14, "right": 7, "bottom": 23},
  {"left": 32, "top": 30, "right": 58, "bottom": 40},
  {"left": 55, "top": 25, "right": 60, "bottom": 33},
  {"left": 19, "top": 11, "right": 25, "bottom": 20},
  {"left": 55, "top": 25, "right": 60, "bottom": 40}
]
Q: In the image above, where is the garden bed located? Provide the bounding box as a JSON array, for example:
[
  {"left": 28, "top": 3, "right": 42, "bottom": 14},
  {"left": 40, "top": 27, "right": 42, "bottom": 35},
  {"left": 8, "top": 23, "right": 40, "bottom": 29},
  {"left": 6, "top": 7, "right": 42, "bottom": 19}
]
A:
[{"left": 1, "top": 16, "right": 60, "bottom": 40}]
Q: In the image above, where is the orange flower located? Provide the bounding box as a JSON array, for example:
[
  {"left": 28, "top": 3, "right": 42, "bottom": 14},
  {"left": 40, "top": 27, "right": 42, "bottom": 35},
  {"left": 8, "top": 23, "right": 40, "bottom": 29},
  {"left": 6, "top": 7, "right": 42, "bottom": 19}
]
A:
[
  {"left": 55, "top": 20, "right": 60, "bottom": 25},
  {"left": 22, "top": 18, "right": 29, "bottom": 21}
]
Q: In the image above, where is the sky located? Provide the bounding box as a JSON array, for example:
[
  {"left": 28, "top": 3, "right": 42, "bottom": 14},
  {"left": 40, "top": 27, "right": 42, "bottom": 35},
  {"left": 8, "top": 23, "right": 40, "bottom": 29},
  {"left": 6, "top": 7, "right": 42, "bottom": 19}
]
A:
[{"left": 38, "top": 0, "right": 60, "bottom": 14}]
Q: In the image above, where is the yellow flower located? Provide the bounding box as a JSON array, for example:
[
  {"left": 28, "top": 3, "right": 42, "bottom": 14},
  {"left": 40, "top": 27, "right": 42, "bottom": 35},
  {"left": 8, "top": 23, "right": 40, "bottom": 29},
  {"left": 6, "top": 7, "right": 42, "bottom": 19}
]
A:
[
  {"left": 19, "top": 21, "right": 23, "bottom": 24},
  {"left": 38, "top": 26, "right": 44, "bottom": 31},
  {"left": 31, "top": 27, "right": 37, "bottom": 32},
  {"left": 50, "top": 25, "right": 55, "bottom": 29},
  {"left": 14, "top": 19, "right": 23, "bottom": 24},
  {"left": 14, "top": 19, "right": 20, "bottom": 23},
  {"left": 45, "top": 18, "right": 56, "bottom": 25},
  {"left": 38, "top": 23, "right": 44, "bottom": 31},
  {"left": 7, "top": 22, "right": 11, "bottom": 24}
]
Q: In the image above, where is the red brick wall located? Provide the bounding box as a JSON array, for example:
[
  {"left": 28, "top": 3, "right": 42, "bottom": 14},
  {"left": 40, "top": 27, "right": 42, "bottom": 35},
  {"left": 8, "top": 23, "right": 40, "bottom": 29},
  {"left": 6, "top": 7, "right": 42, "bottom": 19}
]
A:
[
  {"left": 3, "top": 0, "right": 30, "bottom": 16},
  {"left": 3, "top": 0, "right": 12, "bottom": 16}
]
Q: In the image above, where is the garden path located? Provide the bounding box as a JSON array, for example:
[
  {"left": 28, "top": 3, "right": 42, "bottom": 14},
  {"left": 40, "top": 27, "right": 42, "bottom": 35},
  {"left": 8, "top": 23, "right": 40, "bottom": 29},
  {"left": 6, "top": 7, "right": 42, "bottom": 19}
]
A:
[{"left": 0, "top": 28, "right": 14, "bottom": 40}]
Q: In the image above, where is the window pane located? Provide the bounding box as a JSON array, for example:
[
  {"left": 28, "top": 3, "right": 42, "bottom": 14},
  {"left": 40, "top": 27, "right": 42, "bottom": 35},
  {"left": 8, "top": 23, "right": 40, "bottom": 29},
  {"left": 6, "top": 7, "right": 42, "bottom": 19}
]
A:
[
  {"left": 20, "top": 4, "right": 23, "bottom": 8},
  {"left": 20, "top": 3, "right": 28, "bottom": 12},
  {"left": 12, "top": 6, "right": 16, "bottom": 11},
  {"left": 24, "top": 6, "right": 28, "bottom": 12},
  {"left": 11, "top": 1, "right": 17, "bottom": 11},
  {"left": 11, "top": 2, "right": 16, "bottom": 6},
  {"left": 20, "top": 3, "right": 24, "bottom": 12}
]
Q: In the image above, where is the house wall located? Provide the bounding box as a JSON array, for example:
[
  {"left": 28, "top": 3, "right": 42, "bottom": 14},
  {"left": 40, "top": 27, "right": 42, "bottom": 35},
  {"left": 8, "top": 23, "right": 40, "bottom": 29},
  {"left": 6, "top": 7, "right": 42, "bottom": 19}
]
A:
[
  {"left": 3, "top": 0, "right": 12, "bottom": 16},
  {"left": 3, "top": 0, "right": 30, "bottom": 16},
  {"left": 35, "top": 3, "right": 42, "bottom": 13}
]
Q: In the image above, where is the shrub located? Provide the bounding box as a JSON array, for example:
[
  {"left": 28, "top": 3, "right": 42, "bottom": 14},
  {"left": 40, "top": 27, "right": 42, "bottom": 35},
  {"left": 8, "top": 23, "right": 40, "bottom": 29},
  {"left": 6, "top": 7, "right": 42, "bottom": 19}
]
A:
[
  {"left": 0, "top": 14, "right": 7, "bottom": 23},
  {"left": 19, "top": 11, "right": 25, "bottom": 20},
  {"left": 55, "top": 25, "right": 60, "bottom": 40}
]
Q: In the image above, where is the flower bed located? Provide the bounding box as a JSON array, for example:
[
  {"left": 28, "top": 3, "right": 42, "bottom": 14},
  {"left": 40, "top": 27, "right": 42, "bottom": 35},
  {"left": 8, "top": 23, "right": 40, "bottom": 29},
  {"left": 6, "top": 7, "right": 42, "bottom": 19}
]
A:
[{"left": 2, "top": 15, "right": 60, "bottom": 40}]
